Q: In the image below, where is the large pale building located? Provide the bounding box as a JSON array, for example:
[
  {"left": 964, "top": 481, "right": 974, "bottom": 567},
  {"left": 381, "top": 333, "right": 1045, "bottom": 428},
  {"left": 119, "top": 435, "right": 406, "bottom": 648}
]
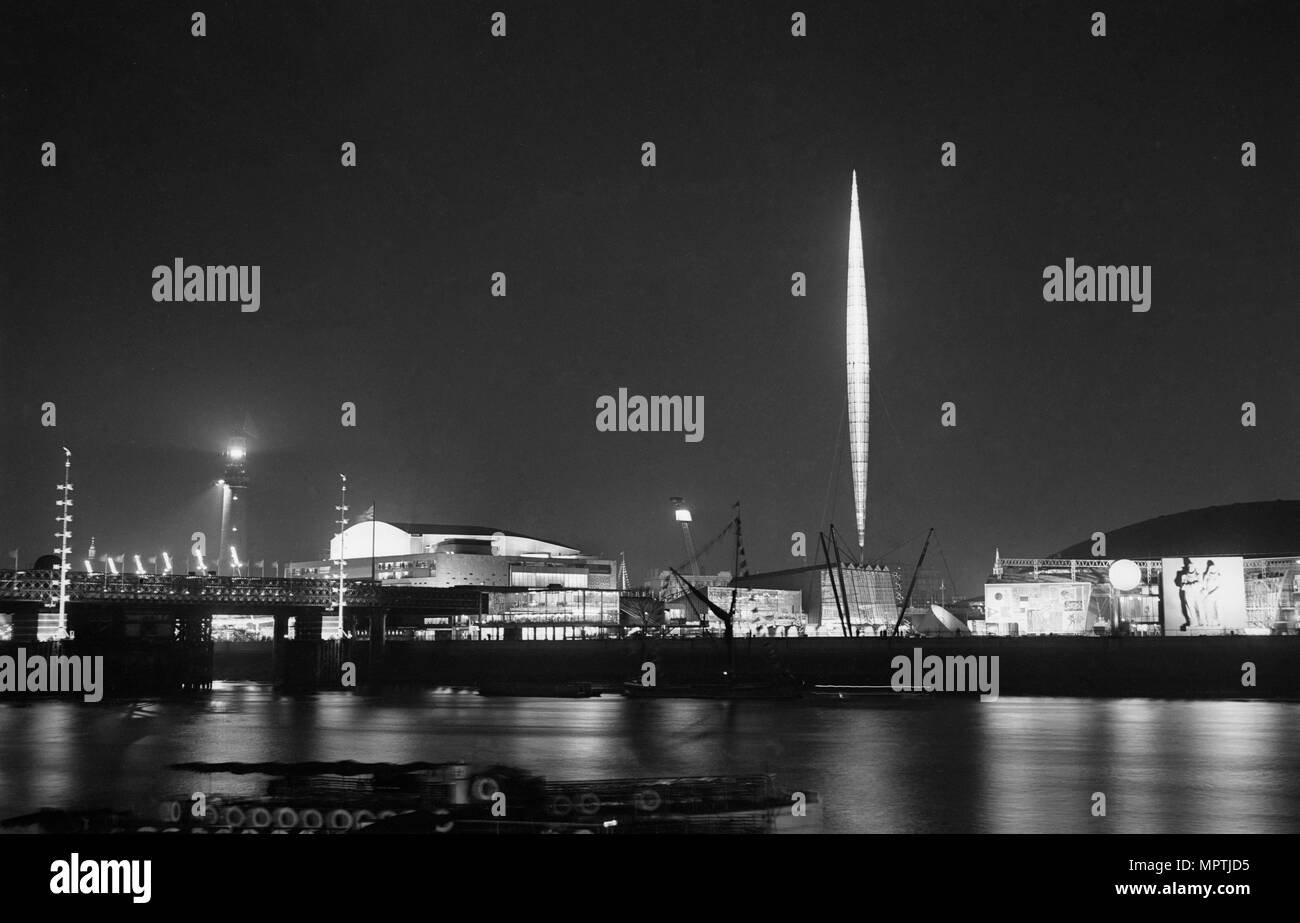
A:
[
  {"left": 289, "top": 521, "right": 616, "bottom": 590},
  {"left": 287, "top": 520, "right": 620, "bottom": 640}
]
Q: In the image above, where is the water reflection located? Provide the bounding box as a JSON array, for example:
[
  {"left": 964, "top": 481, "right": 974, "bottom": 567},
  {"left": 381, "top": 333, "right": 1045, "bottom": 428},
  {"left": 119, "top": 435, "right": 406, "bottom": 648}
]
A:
[{"left": 1, "top": 686, "right": 1297, "bottom": 833}]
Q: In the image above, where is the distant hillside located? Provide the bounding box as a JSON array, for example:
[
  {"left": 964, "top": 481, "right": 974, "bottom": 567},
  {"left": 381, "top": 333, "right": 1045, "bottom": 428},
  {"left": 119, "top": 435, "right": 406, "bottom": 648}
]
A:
[{"left": 1054, "top": 501, "right": 1300, "bottom": 559}]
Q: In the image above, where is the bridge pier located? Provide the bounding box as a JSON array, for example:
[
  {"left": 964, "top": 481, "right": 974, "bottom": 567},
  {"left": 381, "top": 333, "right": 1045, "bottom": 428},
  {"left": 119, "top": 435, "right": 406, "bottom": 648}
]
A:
[
  {"left": 271, "top": 610, "right": 344, "bottom": 690},
  {"left": 174, "top": 609, "right": 214, "bottom": 691},
  {"left": 296, "top": 611, "right": 324, "bottom": 641},
  {"left": 271, "top": 612, "right": 288, "bottom": 687},
  {"left": 8, "top": 605, "right": 57, "bottom": 643},
  {"left": 367, "top": 609, "right": 387, "bottom": 688}
]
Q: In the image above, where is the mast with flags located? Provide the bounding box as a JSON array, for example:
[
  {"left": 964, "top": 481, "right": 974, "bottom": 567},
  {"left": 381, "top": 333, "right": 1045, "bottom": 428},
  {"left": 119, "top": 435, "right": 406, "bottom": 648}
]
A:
[{"left": 356, "top": 502, "right": 376, "bottom": 580}]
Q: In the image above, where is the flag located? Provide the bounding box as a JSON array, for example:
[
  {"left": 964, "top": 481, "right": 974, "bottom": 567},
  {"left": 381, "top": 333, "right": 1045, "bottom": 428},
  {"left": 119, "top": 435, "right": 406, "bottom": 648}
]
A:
[
  {"left": 254, "top": 560, "right": 264, "bottom": 568},
  {"left": 356, "top": 505, "right": 375, "bottom": 523},
  {"left": 147, "top": 556, "right": 157, "bottom": 564},
  {"left": 271, "top": 561, "right": 279, "bottom": 568}
]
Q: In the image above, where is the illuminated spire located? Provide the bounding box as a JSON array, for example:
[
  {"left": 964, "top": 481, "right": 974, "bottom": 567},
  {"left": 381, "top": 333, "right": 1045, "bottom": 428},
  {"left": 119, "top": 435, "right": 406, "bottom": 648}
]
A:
[{"left": 846, "top": 171, "right": 870, "bottom": 551}]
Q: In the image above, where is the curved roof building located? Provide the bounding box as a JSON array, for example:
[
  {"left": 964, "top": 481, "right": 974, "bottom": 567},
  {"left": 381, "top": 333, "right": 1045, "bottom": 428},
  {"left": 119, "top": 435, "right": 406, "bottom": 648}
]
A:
[
  {"left": 1053, "top": 500, "right": 1300, "bottom": 560},
  {"left": 328, "top": 521, "right": 581, "bottom": 561}
]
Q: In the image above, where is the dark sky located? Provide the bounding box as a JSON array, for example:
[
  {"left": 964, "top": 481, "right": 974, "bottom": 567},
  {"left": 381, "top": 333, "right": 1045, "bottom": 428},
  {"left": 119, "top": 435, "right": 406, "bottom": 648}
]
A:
[{"left": 2, "top": 1, "right": 1297, "bottom": 595}]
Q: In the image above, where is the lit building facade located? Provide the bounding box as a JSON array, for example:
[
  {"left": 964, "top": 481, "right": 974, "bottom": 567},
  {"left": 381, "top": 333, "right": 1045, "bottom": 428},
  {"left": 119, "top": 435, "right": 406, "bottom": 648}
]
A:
[
  {"left": 287, "top": 521, "right": 619, "bottom": 640},
  {"left": 704, "top": 586, "right": 804, "bottom": 637},
  {"left": 819, "top": 565, "right": 898, "bottom": 634},
  {"left": 289, "top": 521, "right": 616, "bottom": 590},
  {"left": 984, "top": 555, "right": 1300, "bottom": 637}
]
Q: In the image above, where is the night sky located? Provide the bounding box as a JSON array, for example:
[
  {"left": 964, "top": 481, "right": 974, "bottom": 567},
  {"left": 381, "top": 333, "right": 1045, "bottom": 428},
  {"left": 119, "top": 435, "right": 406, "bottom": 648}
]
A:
[{"left": 2, "top": 1, "right": 1297, "bottom": 596}]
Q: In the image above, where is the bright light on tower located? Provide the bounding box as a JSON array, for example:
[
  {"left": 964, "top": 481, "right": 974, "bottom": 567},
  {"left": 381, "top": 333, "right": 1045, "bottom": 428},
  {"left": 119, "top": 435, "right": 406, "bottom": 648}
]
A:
[
  {"left": 162, "top": 551, "right": 173, "bottom": 575},
  {"left": 219, "top": 437, "right": 249, "bottom": 577},
  {"left": 670, "top": 497, "right": 700, "bottom": 576},
  {"left": 846, "top": 170, "right": 870, "bottom": 552}
]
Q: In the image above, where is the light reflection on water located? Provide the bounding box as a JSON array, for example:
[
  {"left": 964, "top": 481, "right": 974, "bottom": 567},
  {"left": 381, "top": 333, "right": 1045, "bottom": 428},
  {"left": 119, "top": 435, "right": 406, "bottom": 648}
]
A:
[{"left": 1, "top": 684, "right": 1297, "bottom": 833}]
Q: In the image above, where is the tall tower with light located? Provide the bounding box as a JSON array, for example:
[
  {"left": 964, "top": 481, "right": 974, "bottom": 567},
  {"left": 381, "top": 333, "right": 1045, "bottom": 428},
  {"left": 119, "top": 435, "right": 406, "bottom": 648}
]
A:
[
  {"left": 846, "top": 170, "right": 871, "bottom": 554},
  {"left": 217, "top": 438, "right": 249, "bottom": 576},
  {"left": 670, "top": 497, "right": 700, "bottom": 576}
]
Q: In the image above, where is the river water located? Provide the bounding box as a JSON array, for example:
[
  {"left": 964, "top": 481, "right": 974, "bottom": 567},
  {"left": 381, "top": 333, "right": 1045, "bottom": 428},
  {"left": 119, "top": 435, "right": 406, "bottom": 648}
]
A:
[{"left": 1, "top": 685, "right": 1297, "bottom": 833}]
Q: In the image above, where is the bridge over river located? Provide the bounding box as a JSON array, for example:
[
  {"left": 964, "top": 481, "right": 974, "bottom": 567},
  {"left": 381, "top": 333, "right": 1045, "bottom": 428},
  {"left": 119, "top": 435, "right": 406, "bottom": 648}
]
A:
[{"left": 0, "top": 571, "right": 486, "bottom": 694}]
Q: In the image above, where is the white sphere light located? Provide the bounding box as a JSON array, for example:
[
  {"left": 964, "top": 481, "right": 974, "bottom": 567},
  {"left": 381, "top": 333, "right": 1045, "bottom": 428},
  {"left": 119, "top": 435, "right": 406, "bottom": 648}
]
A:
[{"left": 1108, "top": 559, "right": 1142, "bottom": 592}]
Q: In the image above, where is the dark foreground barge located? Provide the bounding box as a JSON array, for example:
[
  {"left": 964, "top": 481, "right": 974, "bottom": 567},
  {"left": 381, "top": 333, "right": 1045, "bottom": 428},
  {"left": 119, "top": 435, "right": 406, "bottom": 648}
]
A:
[{"left": 3, "top": 760, "right": 822, "bottom": 835}]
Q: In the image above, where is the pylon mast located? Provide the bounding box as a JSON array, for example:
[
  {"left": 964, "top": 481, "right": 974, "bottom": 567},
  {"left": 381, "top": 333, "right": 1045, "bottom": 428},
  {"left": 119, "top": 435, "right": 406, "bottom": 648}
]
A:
[{"left": 846, "top": 170, "right": 871, "bottom": 554}]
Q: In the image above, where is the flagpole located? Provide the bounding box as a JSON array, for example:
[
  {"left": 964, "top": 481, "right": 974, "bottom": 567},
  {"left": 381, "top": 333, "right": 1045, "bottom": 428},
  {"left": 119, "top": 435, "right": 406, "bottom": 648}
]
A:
[
  {"left": 371, "top": 500, "right": 377, "bottom": 581},
  {"left": 336, "top": 474, "right": 348, "bottom": 630}
]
